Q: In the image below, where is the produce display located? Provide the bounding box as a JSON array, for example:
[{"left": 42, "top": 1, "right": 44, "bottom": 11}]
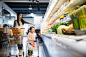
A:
[
  {"left": 51, "top": 22, "right": 69, "bottom": 32},
  {"left": 62, "top": 23, "right": 74, "bottom": 34},
  {"left": 44, "top": 1, "right": 86, "bottom": 36},
  {"left": 78, "top": 6, "right": 86, "bottom": 29},
  {"left": 70, "top": 5, "right": 86, "bottom": 30},
  {"left": 70, "top": 12, "right": 79, "bottom": 29},
  {"left": 57, "top": 25, "right": 69, "bottom": 34},
  {"left": 57, "top": 0, "right": 70, "bottom": 15}
]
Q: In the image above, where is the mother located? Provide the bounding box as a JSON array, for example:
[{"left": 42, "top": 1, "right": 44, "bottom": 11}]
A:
[{"left": 13, "top": 13, "right": 35, "bottom": 56}]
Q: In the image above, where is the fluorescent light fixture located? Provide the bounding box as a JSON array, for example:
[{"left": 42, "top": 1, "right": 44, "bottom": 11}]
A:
[
  {"left": 28, "top": 8, "right": 32, "bottom": 10},
  {"left": 28, "top": 5, "right": 32, "bottom": 10}
]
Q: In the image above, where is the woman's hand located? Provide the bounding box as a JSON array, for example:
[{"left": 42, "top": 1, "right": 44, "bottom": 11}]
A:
[
  {"left": 33, "top": 24, "right": 36, "bottom": 26},
  {"left": 29, "top": 22, "right": 36, "bottom": 26}
]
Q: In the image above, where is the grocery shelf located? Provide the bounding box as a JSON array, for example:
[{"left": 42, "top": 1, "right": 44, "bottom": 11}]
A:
[
  {"left": 47, "top": 0, "right": 67, "bottom": 21},
  {"left": 41, "top": 33, "right": 86, "bottom": 56},
  {"left": 42, "top": 33, "right": 86, "bottom": 41},
  {"left": 49, "top": 0, "right": 86, "bottom": 23},
  {"left": 45, "top": 0, "right": 67, "bottom": 22},
  {"left": 44, "top": 0, "right": 58, "bottom": 22},
  {"left": 54, "top": 36, "right": 86, "bottom": 56}
]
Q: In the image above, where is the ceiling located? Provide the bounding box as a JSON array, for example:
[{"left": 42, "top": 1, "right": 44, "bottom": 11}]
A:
[{"left": 3, "top": 2, "right": 49, "bottom": 14}]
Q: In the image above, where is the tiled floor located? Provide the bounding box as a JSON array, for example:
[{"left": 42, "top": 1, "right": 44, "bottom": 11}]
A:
[{"left": 0, "top": 37, "right": 45, "bottom": 57}]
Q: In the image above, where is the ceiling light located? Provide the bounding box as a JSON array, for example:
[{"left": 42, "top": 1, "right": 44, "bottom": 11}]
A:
[
  {"left": 28, "top": 5, "right": 32, "bottom": 10},
  {"left": 28, "top": 8, "right": 32, "bottom": 10}
]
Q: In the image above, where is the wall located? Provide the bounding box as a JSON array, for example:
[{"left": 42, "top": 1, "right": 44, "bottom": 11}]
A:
[
  {"left": 23, "top": 17, "right": 34, "bottom": 28},
  {"left": 23, "top": 14, "right": 44, "bottom": 29},
  {"left": 34, "top": 16, "right": 42, "bottom": 29},
  {"left": 23, "top": 17, "right": 34, "bottom": 36},
  {"left": 2, "top": 16, "right": 15, "bottom": 26}
]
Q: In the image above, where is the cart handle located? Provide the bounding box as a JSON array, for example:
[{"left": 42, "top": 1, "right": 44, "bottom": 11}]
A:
[
  {"left": 6, "top": 35, "right": 9, "bottom": 37},
  {"left": 28, "top": 40, "right": 37, "bottom": 42},
  {"left": 10, "top": 28, "right": 25, "bottom": 29},
  {"left": 20, "top": 28, "right": 25, "bottom": 29},
  {"left": 36, "top": 42, "right": 39, "bottom": 44}
]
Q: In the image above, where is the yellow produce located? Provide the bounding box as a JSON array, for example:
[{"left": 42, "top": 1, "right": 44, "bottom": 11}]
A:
[{"left": 57, "top": 25, "right": 69, "bottom": 34}]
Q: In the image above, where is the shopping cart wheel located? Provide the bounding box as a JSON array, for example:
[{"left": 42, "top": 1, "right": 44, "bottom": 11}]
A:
[
  {"left": 26, "top": 56, "right": 28, "bottom": 57},
  {"left": 37, "top": 56, "right": 39, "bottom": 57}
]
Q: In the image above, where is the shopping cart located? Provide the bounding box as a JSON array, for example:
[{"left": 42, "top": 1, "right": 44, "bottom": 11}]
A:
[
  {"left": 7, "top": 35, "right": 20, "bottom": 57},
  {"left": 26, "top": 39, "right": 39, "bottom": 57},
  {"left": 7, "top": 27, "right": 25, "bottom": 57}
]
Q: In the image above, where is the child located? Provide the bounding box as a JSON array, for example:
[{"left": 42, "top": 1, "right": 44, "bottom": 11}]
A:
[
  {"left": 27, "top": 26, "right": 36, "bottom": 41},
  {"left": 27, "top": 27, "right": 36, "bottom": 56}
]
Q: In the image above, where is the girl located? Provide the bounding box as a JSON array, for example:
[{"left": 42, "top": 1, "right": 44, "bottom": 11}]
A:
[
  {"left": 27, "top": 26, "right": 36, "bottom": 41},
  {"left": 27, "top": 27, "right": 36, "bottom": 56}
]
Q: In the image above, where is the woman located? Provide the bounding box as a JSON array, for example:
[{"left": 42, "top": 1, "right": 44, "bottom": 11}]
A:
[
  {"left": 13, "top": 13, "right": 35, "bottom": 56},
  {"left": 14, "top": 13, "right": 35, "bottom": 28}
]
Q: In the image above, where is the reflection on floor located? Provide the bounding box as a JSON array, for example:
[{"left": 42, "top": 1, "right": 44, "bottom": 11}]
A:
[{"left": 0, "top": 37, "right": 45, "bottom": 57}]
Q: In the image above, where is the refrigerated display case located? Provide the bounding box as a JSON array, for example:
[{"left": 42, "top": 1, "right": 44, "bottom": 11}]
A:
[{"left": 41, "top": 0, "right": 86, "bottom": 57}]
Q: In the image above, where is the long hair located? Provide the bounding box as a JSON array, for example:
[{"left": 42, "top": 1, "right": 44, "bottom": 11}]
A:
[{"left": 17, "top": 13, "right": 24, "bottom": 26}]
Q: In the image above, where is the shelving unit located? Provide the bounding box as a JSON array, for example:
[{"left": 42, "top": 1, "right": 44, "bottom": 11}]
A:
[
  {"left": 42, "top": 33, "right": 86, "bottom": 56},
  {"left": 40, "top": 0, "right": 86, "bottom": 57},
  {"left": 44, "top": 0, "right": 67, "bottom": 22},
  {"left": 45, "top": 0, "right": 86, "bottom": 23},
  {"left": 41, "top": 0, "right": 86, "bottom": 57},
  {"left": 41, "top": 0, "right": 86, "bottom": 32}
]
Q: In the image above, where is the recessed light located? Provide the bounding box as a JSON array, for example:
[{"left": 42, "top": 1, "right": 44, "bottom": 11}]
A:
[
  {"left": 28, "top": 5, "right": 32, "bottom": 10},
  {"left": 28, "top": 8, "right": 32, "bottom": 10}
]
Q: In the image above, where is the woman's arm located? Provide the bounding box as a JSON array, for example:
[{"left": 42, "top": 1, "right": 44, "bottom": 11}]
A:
[
  {"left": 24, "top": 20, "right": 35, "bottom": 26},
  {"left": 29, "top": 22, "right": 35, "bottom": 26}
]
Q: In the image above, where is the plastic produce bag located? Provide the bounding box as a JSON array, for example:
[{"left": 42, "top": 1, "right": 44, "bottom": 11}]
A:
[
  {"left": 28, "top": 43, "right": 33, "bottom": 50},
  {"left": 8, "top": 29, "right": 13, "bottom": 36}
]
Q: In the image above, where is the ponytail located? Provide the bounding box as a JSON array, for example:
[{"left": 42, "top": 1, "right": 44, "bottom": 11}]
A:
[{"left": 28, "top": 28, "right": 30, "bottom": 33}]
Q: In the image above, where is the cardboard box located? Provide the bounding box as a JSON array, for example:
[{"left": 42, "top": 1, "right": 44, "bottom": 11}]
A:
[{"left": 0, "top": 28, "right": 9, "bottom": 33}]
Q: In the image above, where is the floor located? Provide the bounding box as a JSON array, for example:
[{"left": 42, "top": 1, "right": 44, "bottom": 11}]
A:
[{"left": 0, "top": 37, "right": 45, "bottom": 57}]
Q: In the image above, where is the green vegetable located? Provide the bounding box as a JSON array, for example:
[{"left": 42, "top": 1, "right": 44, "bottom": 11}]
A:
[
  {"left": 15, "top": 36, "right": 19, "bottom": 40},
  {"left": 51, "top": 22, "right": 69, "bottom": 32},
  {"left": 29, "top": 47, "right": 33, "bottom": 50},
  {"left": 10, "top": 39, "right": 14, "bottom": 42},
  {"left": 70, "top": 5, "right": 86, "bottom": 29},
  {"left": 78, "top": 7, "right": 86, "bottom": 29}
]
